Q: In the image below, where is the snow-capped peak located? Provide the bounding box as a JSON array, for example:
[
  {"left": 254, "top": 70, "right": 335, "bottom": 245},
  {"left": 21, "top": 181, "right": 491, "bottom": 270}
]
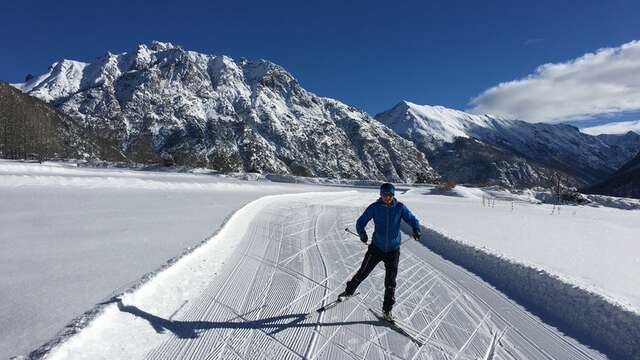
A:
[
  {"left": 378, "top": 100, "right": 506, "bottom": 146},
  {"left": 11, "top": 42, "right": 438, "bottom": 183},
  {"left": 144, "top": 40, "right": 179, "bottom": 52},
  {"left": 376, "top": 101, "right": 640, "bottom": 187},
  {"left": 12, "top": 59, "right": 90, "bottom": 102}
]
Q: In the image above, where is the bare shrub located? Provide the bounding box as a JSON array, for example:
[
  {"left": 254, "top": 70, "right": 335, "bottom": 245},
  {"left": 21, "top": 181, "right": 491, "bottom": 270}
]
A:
[{"left": 443, "top": 178, "right": 457, "bottom": 190}]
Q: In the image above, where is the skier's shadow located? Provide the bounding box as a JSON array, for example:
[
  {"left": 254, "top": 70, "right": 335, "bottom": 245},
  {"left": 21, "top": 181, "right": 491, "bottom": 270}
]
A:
[{"left": 107, "top": 298, "right": 379, "bottom": 339}]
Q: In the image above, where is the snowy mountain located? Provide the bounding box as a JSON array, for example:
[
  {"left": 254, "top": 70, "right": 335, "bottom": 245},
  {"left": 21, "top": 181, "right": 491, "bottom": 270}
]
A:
[
  {"left": 12, "top": 41, "right": 437, "bottom": 183},
  {"left": 376, "top": 101, "right": 640, "bottom": 188},
  {"left": 585, "top": 151, "right": 640, "bottom": 199}
]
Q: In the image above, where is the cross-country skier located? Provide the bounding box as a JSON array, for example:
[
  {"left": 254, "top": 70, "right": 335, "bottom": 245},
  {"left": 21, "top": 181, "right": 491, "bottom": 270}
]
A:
[{"left": 338, "top": 183, "right": 422, "bottom": 322}]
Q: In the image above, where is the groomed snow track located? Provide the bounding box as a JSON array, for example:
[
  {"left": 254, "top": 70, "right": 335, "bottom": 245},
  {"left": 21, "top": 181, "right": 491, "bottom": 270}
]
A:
[{"left": 41, "top": 192, "right": 609, "bottom": 360}]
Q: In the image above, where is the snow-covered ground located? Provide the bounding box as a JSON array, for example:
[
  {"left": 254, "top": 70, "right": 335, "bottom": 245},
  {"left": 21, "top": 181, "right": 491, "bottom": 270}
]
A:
[
  {"left": 401, "top": 186, "right": 640, "bottom": 313},
  {"left": 0, "top": 161, "right": 336, "bottom": 359},
  {"left": 402, "top": 186, "right": 640, "bottom": 359},
  {"left": 2, "top": 161, "right": 639, "bottom": 359},
  {"left": 39, "top": 192, "right": 605, "bottom": 360}
]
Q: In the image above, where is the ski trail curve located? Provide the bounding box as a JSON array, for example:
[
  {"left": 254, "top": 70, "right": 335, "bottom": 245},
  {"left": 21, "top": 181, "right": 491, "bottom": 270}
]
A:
[{"left": 42, "top": 191, "right": 609, "bottom": 360}]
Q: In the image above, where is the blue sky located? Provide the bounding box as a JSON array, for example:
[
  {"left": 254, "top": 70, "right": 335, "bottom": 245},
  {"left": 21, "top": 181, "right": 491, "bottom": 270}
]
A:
[{"left": 2, "top": 0, "right": 639, "bottom": 123}]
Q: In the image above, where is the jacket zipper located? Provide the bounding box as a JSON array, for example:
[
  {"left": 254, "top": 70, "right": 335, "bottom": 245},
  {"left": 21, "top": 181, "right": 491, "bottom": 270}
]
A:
[{"left": 385, "top": 204, "right": 389, "bottom": 251}]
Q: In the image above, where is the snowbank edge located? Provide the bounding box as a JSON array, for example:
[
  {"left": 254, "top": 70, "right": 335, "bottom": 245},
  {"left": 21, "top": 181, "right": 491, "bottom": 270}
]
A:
[{"left": 411, "top": 225, "right": 640, "bottom": 360}]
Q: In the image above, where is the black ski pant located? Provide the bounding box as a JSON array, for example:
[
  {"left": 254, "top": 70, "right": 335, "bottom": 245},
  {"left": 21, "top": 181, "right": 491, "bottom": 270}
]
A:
[{"left": 344, "top": 244, "right": 400, "bottom": 312}]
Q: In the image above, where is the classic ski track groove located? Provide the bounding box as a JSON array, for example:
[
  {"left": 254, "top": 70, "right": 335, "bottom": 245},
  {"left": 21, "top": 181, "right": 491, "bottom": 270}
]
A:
[
  {"left": 405, "top": 246, "right": 598, "bottom": 360},
  {"left": 303, "top": 206, "right": 330, "bottom": 359}
]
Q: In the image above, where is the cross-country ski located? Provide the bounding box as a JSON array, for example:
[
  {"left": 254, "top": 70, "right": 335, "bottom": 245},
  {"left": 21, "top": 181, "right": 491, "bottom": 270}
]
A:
[
  {"left": 304, "top": 292, "right": 360, "bottom": 319},
  {"left": 368, "top": 307, "right": 425, "bottom": 347}
]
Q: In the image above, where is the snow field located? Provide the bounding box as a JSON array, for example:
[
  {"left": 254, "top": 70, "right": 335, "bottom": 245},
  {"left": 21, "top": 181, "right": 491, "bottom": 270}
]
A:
[
  {"left": 0, "top": 160, "right": 296, "bottom": 192},
  {"left": 43, "top": 192, "right": 604, "bottom": 360},
  {"left": 403, "top": 188, "right": 640, "bottom": 312},
  {"left": 0, "top": 173, "right": 291, "bottom": 191},
  {"left": 44, "top": 191, "right": 286, "bottom": 359},
  {"left": 0, "top": 161, "right": 337, "bottom": 359},
  {"left": 401, "top": 189, "right": 640, "bottom": 359},
  {"left": 415, "top": 226, "right": 640, "bottom": 360},
  {"left": 1, "top": 160, "right": 631, "bottom": 359}
]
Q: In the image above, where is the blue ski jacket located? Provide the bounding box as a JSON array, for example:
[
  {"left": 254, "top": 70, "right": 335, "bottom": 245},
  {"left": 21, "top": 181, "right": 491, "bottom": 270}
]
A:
[{"left": 356, "top": 198, "right": 421, "bottom": 252}]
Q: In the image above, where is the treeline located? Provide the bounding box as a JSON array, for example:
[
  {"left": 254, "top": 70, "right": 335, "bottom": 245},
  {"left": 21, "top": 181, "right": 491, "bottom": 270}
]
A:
[
  {"left": 0, "top": 81, "right": 116, "bottom": 162},
  {"left": 0, "top": 81, "right": 67, "bottom": 160},
  {"left": 0, "top": 82, "right": 65, "bottom": 160}
]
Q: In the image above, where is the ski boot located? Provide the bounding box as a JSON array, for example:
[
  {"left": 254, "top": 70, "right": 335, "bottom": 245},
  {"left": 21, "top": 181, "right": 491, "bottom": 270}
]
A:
[
  {"left": 337, "top": 290, "right": 354, "bottom": 302},
  {"left": 383, "top": 310, "right": 394, "bottom": 322}
]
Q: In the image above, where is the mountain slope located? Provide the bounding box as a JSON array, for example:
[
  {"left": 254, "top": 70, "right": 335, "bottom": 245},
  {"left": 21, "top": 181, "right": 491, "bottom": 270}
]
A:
[
  {"left": 429, "top": 137, "right": 570, "bottom": 188},
  {"left": 12, "top": 42, "right": 437, "bottom": 182},
  {"left": 585, "top": 151, "right": 640, "bottom": 198},
  {"left": 376, "top": 101, "right": 640, "bottom": 187},
  {"left": 0, "top": 81, "right": 120, "bottom": 161}
]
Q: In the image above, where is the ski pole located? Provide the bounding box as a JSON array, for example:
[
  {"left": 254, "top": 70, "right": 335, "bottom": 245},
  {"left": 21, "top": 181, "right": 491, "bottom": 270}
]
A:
[{"left": 344, "top": 228, "right": 360, "bottom": 237}]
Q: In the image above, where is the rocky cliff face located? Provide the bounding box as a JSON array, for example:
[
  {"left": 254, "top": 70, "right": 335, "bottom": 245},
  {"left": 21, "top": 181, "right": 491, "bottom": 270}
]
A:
[
  {"left": 585, "top": 151, "right": 640, "bottom": 199},
  {"left": 376, "top": 101, "right": 640, "bottom": 188},
  {"left": 13, "top": 42, "right": 437, "bottom": 183},
  {"left": 429, "top": 137, "right": 573, "bottom": 188}
]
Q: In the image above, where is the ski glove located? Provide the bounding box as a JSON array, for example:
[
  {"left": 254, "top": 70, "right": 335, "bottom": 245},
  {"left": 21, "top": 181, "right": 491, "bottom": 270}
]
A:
[
  {"left": 359, "top": 231, "right": 368, "bottom": 244},
  {"left": 412, "top": 229, "right": 422, "bottom": 240}
]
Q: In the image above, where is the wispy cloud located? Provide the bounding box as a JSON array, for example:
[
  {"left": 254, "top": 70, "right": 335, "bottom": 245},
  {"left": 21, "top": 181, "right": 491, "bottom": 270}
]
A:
[
  {"left": 468, "top": 40, "right": 640, "bottom": 123},
  {"left": 580, "top": 119, "right": 640, "bottom": 135}
]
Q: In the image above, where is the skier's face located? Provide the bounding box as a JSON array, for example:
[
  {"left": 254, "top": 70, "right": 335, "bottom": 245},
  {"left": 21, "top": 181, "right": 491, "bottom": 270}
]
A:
[{"left": 381, "top": 192, "right": 394, "bottom": 204}]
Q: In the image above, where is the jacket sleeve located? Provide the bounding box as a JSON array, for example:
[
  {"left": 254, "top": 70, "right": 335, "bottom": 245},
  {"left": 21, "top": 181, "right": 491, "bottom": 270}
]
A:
[
  {"left": 401, "top": 203, "right": 421, "bottom": 231},
  {"left": 355, "top": 204, "right": 375, "bottom": 234}
]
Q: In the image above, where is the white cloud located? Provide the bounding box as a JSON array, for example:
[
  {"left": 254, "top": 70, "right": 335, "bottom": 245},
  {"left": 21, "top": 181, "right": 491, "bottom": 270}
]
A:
[
  {"left": 468, "top": 40, "right": 640, "bottom": 123},
  {"left": 580, "top": 120, "right": 640, "bottom": 135}
]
